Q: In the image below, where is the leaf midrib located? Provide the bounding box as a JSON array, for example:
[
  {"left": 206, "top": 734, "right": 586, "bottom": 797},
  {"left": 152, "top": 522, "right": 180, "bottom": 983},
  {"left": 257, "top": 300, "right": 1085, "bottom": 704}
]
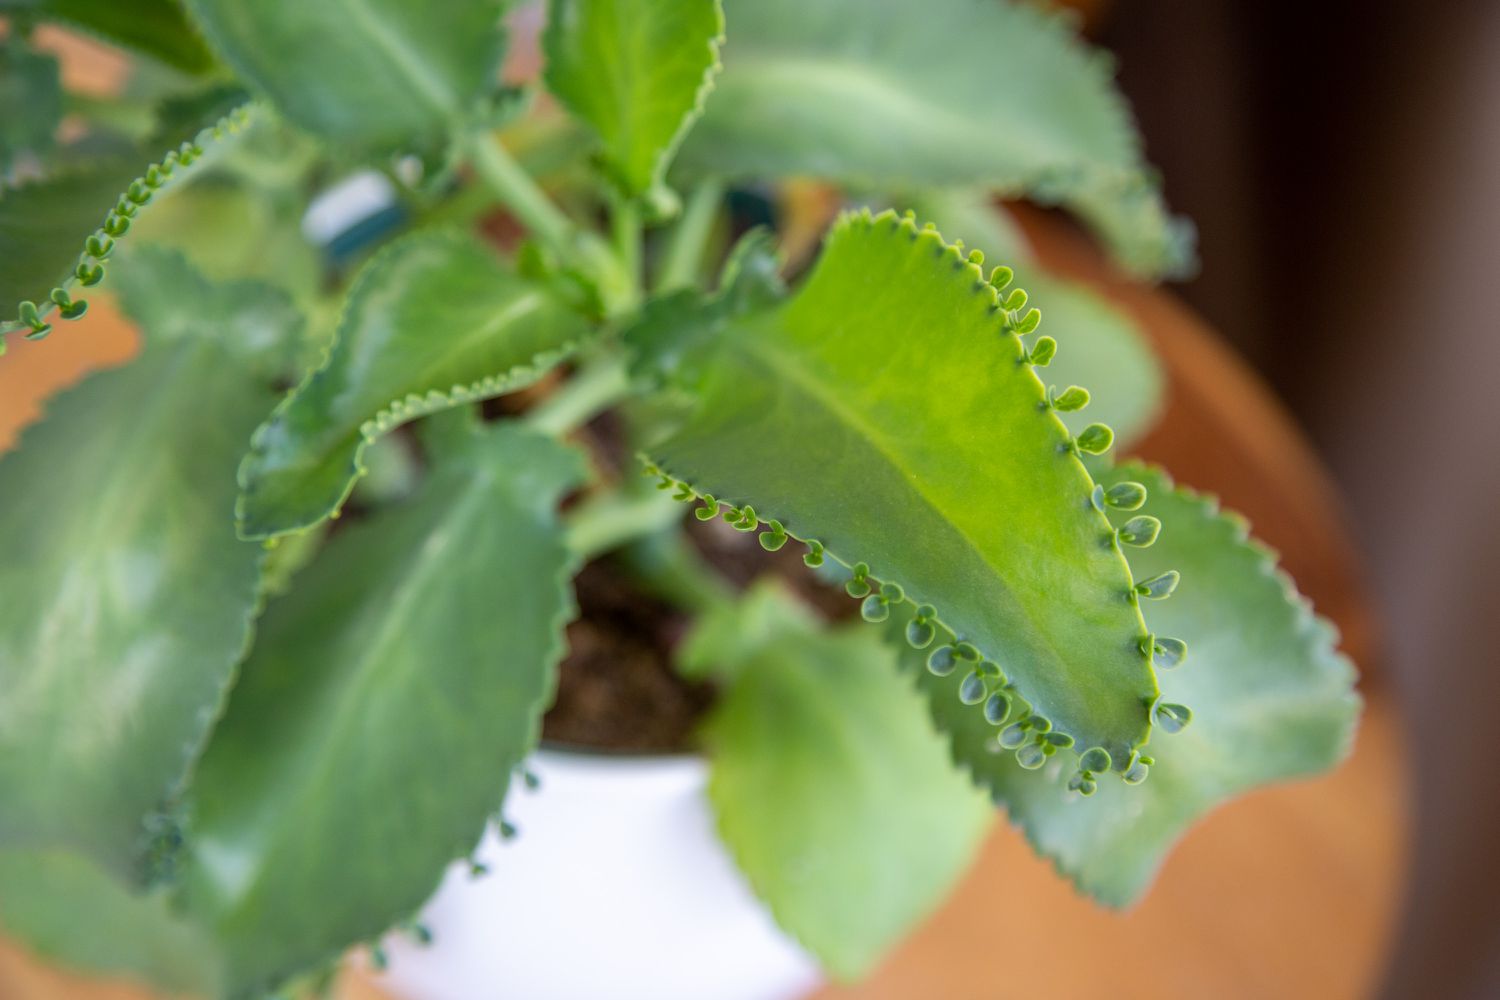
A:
[{"left": 330, "top": 0, "right": 458, "bottom": 121}]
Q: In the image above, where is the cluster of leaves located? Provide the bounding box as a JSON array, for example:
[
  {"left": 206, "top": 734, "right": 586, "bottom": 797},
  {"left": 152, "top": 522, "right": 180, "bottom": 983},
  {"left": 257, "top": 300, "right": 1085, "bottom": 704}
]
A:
[{"left": 0, "top": 0, "right": 1358, "bottom": 995}]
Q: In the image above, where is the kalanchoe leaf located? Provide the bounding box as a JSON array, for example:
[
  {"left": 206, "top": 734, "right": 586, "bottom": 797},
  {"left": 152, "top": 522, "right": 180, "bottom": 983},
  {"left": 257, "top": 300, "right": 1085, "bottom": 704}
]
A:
[
  {"left": 1118, "top": 515, "right": 1162, "bottom": 547},
  {"left": 1154, "top": 701, "right": 1193, "bottom": 734},
  {"left": 901, "top": 462, "right": 1359, "bottom": 907},
  {"left": 1152, "top": 636, "right": 1189, "bottom": 669},
  {"left": 1028, "top": 335, "right": 1057, "bottom": 367},
  {"left": 16, "top": 0, "right": 219, "bottom": 73},
  {"left": 689, "top": 583, "right": 991, "bottom": 981},
  {"left": 647, "top": 209, "right": 1160, "bottom": 763},
  {"left": 0, "top": 38, "right": 61, "bottom": 172},
  {"left": 1135, "top": 570, "right": 1181, "bottom": 600},
  {"left": 543, "top": 0, "right": 725, "bottom": 198},
  {"left": 1075, "top": 422, "right": 1115, "bottom": 455},
  {"left": 983, "top": 692, "right": 1010, "bottom": 726},
  {"left": 180, "top": 423, "right": 585, "bottom": 997},
  {"left": 235, "top": 230, "right": 592, "bottom": 540},
  {"left": 677, "top": 0, "right": 1194, "bottom": 276},
  {"left": 1051, "top": 385, "right": 1091, "bottom": 412},
  {"left": 958, "top": 671, "right": 986, "bottom": 705},
  {"left": 1105, "top": 481, "right": 1150, "bottom": 510}
]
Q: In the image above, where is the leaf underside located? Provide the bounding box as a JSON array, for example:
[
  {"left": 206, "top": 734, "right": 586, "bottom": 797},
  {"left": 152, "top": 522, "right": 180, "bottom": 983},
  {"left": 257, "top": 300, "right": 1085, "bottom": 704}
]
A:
[
  {"left": 181, "top": 421, "right": 585, "bottom": 996},
  {"left": 909, "top": 462, "right": 1360, "bottom": 906},
  {"left": 0, "top": 254, "right": 298, "bottom": 883},
  {"left": 646, "top": 208, "right": 1161, "bottom": 765},
  {"left": 183, "top": 0, "right": 507, "bottom": 152},
  {"left": 235, "top": 228, "right": 592, "bottom": 540},
  {"left": 543, "top": 0, "right": 725, "bottom": 197},
  {"left": 678, "top": 0, "right": 1193, "bottom": 277},
  {"left": 694, "top": 583, "right": 991, "bottom": 980}
]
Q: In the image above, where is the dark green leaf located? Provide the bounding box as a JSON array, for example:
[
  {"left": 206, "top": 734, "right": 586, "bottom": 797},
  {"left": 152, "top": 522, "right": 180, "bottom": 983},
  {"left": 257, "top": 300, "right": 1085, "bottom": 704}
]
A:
[
  {"left": 0, "top": 38, "right": 61, "bottom": 171},
  {"left": 647, "top": 209, "right": 1161, "bottom": 763},
  {"left": 543, "top": 0, "right": 724, "bottom": 196},
  {"left": 180, "top": 422, "right": 584, "bottom": 996},
  {"left": 908, "top": 463, "right": 1360, "bottom": 906},
  {"left": 679, "top": 0, "right": 1193, "bottom": 277},
  {"left": 0, "top": 252, "right": 298, "bottom": 882},
  {"left": 236, "top": 229, "right": 593, "bottom": 540},
  {"left": 1, "top": 0, "right": 218, "bottom": 74},
  {"left": 183, "top": 0, "right": 507, "bottom": 152},
  {"left": 693, "top": 583, "right": 990, "bottom": 979}
]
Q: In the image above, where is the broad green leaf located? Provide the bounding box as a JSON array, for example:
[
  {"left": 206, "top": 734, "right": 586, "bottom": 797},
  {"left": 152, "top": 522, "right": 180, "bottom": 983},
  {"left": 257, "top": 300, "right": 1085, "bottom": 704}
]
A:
[
  {"left": 183, "top": 0, "right": 507, "bottom": 153},
  {"left": 912, "top": 189, "right": 1164, "bottom": 446},
  {"left": 0, "top": 100, "right": 257, "bottom": 341},
  {"left": 679, "top": 0, "right": 1192, "bottom": 278},
  {"left": 0, "top": 252, "right": 299, "bottom": 882},
  {"left": 908, "top": 463, "right": 1360, "bottom": 906},
  {"left": 0, "top": 0, "right": 218, "bottom": 74},
  {"left": 646, "top": 209, "right": 1160, "bottom": 763},
  {"left": 0, "top": 848, "right": 220, "bottom": 995},
  {"left": 236, "top": 229, "right": 593, "bottom": 540},
  {"left": 180, "top": 422, "right": 584, "bottom": 996},
  {"left": 690, "top": 583, "right": 991, "bottom": 980},
  {"left": 542, "top": 0, "right": 724, "bottom": 197},
  {"left": 0, "top": 38, "right": 61, "bottom": 172}
]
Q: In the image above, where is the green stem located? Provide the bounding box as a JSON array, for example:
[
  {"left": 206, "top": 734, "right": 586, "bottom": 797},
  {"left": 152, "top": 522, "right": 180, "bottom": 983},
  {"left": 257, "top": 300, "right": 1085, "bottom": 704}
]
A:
[
  {"left": 563, "top": 489, "right": 683, "bottom": 562},
  {"left": 610, "top": 194, "right": 643, "bottom": 306},
  {"left": 467, "top": 129, "right": 578, "bottom": 262},
  {"left": 524, "top": 355, "right": 630, "bottom": 437},
  {"left": 656, "top": 179, "right": 725, "bottom": 293},
  {"left": 620, "top": 530, "right": 736, "bottom": 615}
]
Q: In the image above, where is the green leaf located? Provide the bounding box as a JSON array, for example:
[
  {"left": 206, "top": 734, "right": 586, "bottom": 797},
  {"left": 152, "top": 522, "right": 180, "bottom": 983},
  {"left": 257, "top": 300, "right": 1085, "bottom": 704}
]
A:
[
  {"left": 908, "top": 462, "right": 1360, "bottom": 906},
  {"left": 183, "top": 0, "right": 507, "bottom": 153},
  {"left": 692, "top": 583, "right": 991, "bottom": 980},
  {"left": 678, "top": 0, "right": 1192, "bottom": 277},
  {"left": 911, "top": 189, "right": 1164, "bottom": 446},
  {"left": 180, "top": 422, "right": 584, "bottom": 996},
  {"left": 543, "top": 0, "right": 724, "bottom": 197},
  {"left": 0, "top": 100, "right": 257, "bottom": 342},
  {"left": 0, "top": 0, "right": 219, "bottom": 74},
  {"left": 0, "top": 849, "right": 220, "bottom": 995},
  {"left": 235, "top": 229, "right": 593, "bottom": 540},
  {"left": 0, "top": 38, "right": 61, "bottom": 171},
  {"left": 646, "top": 209, "right": 1160, "bottom": 763},
  {"left": 0, "top": 254, "right": 298, "bottom": 883}
]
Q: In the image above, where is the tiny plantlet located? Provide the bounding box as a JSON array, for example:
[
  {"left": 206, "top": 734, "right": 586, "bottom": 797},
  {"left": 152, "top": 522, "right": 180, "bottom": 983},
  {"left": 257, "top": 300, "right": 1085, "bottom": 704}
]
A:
[{"left": 0, "top": 0, "right": 1360, "bottom": 994}]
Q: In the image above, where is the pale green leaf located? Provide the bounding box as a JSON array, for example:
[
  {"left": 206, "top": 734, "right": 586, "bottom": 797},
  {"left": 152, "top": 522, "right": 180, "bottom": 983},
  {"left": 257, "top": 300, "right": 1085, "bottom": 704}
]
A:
[
  {"left": 543, "top": 0, "right": 724, "bottom": 196},
  {"left": 909, "top": 463, "right": 1360, "bottom": 906},
  {"left": 646, "top": 209, "right": 1161, "bottom": 763},
  {"left": 679, "top": 0, "right": 1192, "bottom": 277},
  {"left": 183, "top": 0, "right": 507, "bottom": 152},
  {"left": 0, "top": 38, "right": 61, "bottom": 171},
  {"left": 0, "top": 254, "right": 299, "bottom": 882},
  {"left": 911, "top": 189, "right": 1164, "bottom": 446},
  {"left": 0, "top": 849, "right": 220, "bottom": 995},
  {"left": 180, "top": 422, "right": 583, "bottom": 996},
  {"left": 0, "top": 100, "right": 257, "bottom": 340},
  {"left": 694, "top": 583, "right": 991, "bottom": 980},
  {"left": 236, "top": 229, "right": 592, "bottom": 540},
  {"left": 0, "top": 0, "right": 218, "bottom": 74}
]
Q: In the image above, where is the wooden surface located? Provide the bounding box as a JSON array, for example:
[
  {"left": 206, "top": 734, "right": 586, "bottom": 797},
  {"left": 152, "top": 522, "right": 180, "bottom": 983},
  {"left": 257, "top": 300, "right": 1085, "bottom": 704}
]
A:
[{"left": 0, "top": 214, "right": 1408, "bottom": 998}]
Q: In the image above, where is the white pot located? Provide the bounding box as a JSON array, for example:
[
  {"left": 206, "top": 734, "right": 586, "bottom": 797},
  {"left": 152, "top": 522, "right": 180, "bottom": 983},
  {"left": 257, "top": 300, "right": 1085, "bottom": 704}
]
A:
[{"left": 375, "top": 748, "right": 823, "bottom": 1000}]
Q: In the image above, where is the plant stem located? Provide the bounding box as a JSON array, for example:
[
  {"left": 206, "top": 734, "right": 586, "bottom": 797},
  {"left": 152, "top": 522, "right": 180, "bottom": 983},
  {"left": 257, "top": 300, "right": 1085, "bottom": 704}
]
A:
[
  {"left": 609, "top": 194, "right": 643, "bottom": 306},
  {"left": 656, "top": 179, "right": 724, "bottom": 293},
  {"left": 563, "top": 489, "right": 683, "bottom": 562},
  {"left": 467, "top": 129, "right": 577, "bottom": 261},
  {"left": 524, "top": 355, "right": 630, "bottom": 437},
  {"left": 619, "top": 530, "right": 736, "bottom": 615}
]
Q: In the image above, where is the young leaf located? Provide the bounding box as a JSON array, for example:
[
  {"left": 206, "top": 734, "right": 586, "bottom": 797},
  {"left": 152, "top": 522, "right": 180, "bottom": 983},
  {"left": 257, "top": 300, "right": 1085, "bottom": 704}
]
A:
[
  {"left": 0, "top": 37, "right": 61, "bottom": 171},
  {"left": 0, "top": 255, "right": 299, "bottom": 883},
  {"left": 647, "top": 209, "right": 1160, "bottom": 764},
  {"left": 678, "top": 0, "right": 1193, "bottom": 277},
  {"left": 182, "top": 0, "right": 507, "bottom": 153},
  {"left": 912, "top": 189, "right": 1164, "bottom": 446},
  {"left": 179, "top": 423, "right": 584, "bottom": 997},
  {"left": 0, "top": 848, "right": 220, "bottom": 995},
  {"left": 236, "top": 229, "right": 592, "bottom": 540},
  {"left": 543, "top": 0, "right": 725, "bottom": 198},
  {"left": 909, "top": 463, "right": 1360, "bottom": 906},
  {"left": 0, "top": 0, "right": 219, "bottom": 74},
  {"left": 692, "top": 583, "right": 991, "bottom": 980},
  {"left": 0, "top": 101, "right": 256, "bottom": 342}
]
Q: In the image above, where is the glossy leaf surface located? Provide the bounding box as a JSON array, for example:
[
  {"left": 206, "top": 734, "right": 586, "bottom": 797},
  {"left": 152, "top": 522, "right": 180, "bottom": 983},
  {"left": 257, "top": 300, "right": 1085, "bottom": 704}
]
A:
[
  {"left": 647, "top": 209, "right": 1160, "bottom": 764},
  {"left": 236, "top": 229, "right": 591, "bottom": 540},
  {"left": 910, "top": 463, "right": 1360, "bottom": 905},
  {"left": 679, "top": 0, "right": 1191, "bottom": 277},
  {"left": 183, "top": 0, "right": 506, "bottom": 152},
  {"left": 690, "top": 583, "right": 990, "bottom": 979},
  {"left": 0, "top": 252, "right": 296, "bottom": 881},
  {"left": 182, "top": 421, "right": 584, "bottom": 996},
  {"left": 543, "top": 0, "right": 724, "bottom": 196}
]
